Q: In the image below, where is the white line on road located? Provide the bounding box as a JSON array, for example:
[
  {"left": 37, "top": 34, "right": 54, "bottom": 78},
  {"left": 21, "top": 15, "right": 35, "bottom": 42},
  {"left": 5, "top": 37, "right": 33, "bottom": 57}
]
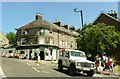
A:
[
  {"left": 93, "top": 74, "right": 103, "bottom": 77},
  {"left": 0, "top": 73, "right": 5, "bottom": 75},
  {"left": 0, "top": 66, "right": 6, "bottom": 78},
  {"left": 26, "top": 62, "right": 30, "bottom": 66},
  {"left": 37, "top": 63, "right": 39, "bottom": 66},
  {"left": 42, "top": 71, "right": 49, "bottom": 74},
  {"left": 21, "top": 60, "right": 23, "bottom": 62},
  {"left": 32, "top": 67, "right": 40, "bottom": 72},
  {"left": 1, "top": 75, "right": 7, "bottom": 78}
]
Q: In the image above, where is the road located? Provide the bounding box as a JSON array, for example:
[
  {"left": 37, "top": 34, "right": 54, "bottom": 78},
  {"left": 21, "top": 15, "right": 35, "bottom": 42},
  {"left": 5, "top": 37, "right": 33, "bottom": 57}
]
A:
[{"left": 0, "top": 58, "right": 119, "bottom": 79}]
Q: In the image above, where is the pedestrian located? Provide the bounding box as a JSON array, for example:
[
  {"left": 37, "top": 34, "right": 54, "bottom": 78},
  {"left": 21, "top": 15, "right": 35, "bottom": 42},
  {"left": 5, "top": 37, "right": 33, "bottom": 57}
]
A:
[
  {"left": 102, "top": 54, "right": 106, "bottom": 66},
  {"left": 103, "top": 54, "right": 108, "bottom": 71},
  {"left": 108, "top": 56, "right": 114, "bottom": 75},
  {"left": 95, "top": 54, "right": 100, "bottom": 72}
]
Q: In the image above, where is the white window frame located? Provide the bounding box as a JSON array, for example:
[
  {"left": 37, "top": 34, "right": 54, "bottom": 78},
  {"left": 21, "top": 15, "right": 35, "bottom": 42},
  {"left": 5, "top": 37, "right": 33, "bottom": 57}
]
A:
[{"left": 39, "top": 37, "right": 45, "bottom": 44}]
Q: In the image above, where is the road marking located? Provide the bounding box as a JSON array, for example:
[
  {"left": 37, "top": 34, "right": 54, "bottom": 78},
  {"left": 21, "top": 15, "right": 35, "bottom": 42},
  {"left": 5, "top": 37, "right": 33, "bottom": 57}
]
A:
[
  {"left": 0, "top": 73, "right": 5, "bottom": 75},
  {"left": 42, "top": 71, "right": 49, "bottom": 74},
  {"left": 21, "top": 60, "right": 23, "bottom": 62},
  {"left": 0, "top": 67, "right": 6, "bottom": 78},
  {"left": 26, "top": 62, "right": 30, "bottom": 66},
  {"left": 93, "top": 74, "right": 103, "bottom": 77},
  {"left": 32, "top": 67, "right": 40, "bottom": 72},
  {"left": 37, "top": 63, "right": 39, "bottom": 66},
  {"left": 1, "top": 75, "right": 6, "bottom": 79}
]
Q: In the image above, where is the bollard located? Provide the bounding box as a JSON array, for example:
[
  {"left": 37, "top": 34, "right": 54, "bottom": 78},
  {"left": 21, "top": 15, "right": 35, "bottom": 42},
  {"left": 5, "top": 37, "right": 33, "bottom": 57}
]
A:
[{"left": 37, "top": 56, "right": 40, "bottom": 62}]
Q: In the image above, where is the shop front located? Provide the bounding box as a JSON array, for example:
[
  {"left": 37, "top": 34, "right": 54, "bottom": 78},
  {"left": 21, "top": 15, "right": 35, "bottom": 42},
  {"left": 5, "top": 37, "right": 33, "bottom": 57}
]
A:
[{"left": 16, "top": 45, "right": 59, "bottom": 60}]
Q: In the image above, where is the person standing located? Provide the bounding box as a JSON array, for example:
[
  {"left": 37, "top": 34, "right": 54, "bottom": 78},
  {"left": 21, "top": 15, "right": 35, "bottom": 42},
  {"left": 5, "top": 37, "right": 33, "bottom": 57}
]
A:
[
  {"left": 95, "top": 54, "right": 100, "bottom": 72},
  {"left": 108, "top": 56, "right": 114, "bottom": 75}
]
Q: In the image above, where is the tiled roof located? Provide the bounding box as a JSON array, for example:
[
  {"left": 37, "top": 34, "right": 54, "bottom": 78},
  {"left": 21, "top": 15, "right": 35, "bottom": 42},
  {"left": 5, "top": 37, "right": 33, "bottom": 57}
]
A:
[
  {"left": 92, "top": 11, "right": 120, "bottom": 24},
  {"left": 17, "top": 19, "right": 79, "bottom": 36},
  {"left": 92, "top": 11, "right": 120, "bottom": 31}
]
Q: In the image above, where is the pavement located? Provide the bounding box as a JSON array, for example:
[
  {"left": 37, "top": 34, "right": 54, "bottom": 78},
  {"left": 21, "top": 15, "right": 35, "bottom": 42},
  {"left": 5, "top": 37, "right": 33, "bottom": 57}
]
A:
[{"left": 98, "top": 71, "right": 120, "bottom": 76}]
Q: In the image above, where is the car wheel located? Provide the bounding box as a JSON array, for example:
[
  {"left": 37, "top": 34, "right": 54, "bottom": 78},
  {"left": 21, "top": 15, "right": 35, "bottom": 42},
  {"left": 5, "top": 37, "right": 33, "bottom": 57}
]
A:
[
  {"left": 86, "top": 71, "right": 94, "bottom": 77},
  {"left": 68, "top": 65, "right": 76, "bottom": 76},
  {"left": 58, "top": 61, "right": 63, "bottom": 71}
]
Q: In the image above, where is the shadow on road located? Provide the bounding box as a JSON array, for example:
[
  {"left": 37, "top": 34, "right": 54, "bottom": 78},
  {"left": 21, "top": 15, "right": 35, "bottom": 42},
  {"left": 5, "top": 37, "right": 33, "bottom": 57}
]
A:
[{"left": 53, "top": 68, "right": 87, "bottom": 77}]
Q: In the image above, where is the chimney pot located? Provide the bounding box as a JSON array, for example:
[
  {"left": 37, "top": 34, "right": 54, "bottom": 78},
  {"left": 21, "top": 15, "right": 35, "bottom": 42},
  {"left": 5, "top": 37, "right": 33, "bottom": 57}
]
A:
[
  {"left": 35, "top": 12, "right": 42, "bottom": 20},
  {"left": 111, "top": 10, "right": 114, "bottom": 14},
  {"left": 108, "top": 10, "right": 117, "bottom": 19},
  {"left": 53, "top": 20, "right": 61, "bottom": 27}
]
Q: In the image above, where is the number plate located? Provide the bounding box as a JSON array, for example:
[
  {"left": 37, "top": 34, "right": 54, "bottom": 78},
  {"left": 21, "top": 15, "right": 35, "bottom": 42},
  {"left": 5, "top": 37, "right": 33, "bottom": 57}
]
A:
[{"left": 83, "top": 68, "right": 90, "bottom": 71}]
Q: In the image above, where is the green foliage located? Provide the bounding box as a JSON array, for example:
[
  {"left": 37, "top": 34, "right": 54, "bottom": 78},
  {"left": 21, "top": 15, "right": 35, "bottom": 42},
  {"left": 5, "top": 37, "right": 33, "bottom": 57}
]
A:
[
  {"left": 6, "top": 32, "right": 16, "bottom": 44},
  {"left": 77, "top": 23, "right": 120, "bottom": 55}
]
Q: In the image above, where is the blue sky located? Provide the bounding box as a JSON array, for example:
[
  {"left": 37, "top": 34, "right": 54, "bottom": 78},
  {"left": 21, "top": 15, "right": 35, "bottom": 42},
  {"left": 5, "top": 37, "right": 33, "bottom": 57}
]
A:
[{"left": 2, "top": 2, "right": 118, "bottom": 34}]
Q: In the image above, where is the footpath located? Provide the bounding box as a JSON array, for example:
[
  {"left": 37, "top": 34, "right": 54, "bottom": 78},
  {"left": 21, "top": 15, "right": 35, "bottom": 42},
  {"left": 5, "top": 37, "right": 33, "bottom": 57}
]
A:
[
  {"left": 97, "top": 65, "right": 120, "bottom": 77},
  {"left": 99, "top": 71, "right": 120, "bottom": 76}
]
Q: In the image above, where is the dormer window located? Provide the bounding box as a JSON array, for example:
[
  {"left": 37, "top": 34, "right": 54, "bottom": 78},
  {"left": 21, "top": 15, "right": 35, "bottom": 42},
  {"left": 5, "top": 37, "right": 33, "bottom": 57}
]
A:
[
  {"left": 21, "top": 29, "right": 28, "bottom": 35},
  {"left": 49, "top": 29, "right": 53, "bottom": 34},
  {"left": 39, "top": 28, "right": 45, "bottom": 36}
]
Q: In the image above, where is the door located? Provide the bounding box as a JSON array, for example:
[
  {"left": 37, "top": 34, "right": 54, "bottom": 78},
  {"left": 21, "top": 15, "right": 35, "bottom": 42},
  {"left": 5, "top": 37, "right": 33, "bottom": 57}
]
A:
[{"left": 40, "top": 51, "right": 44, "bottom": 60}]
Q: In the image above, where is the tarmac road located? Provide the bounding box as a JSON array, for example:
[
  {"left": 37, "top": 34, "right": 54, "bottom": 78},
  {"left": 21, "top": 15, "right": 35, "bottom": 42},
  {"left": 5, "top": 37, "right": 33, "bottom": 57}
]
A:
[{"left": 0, "top": 58, "right": 119, "bottom": 79}]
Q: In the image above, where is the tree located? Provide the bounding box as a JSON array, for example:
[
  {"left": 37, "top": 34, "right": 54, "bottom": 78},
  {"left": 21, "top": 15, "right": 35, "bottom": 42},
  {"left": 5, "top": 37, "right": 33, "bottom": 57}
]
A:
[
  {"left": 77, "top": 23, "right": 120, "bottom": 59},
  {"left": 6, "top": 32, "right": 16, "bottom": 44}
]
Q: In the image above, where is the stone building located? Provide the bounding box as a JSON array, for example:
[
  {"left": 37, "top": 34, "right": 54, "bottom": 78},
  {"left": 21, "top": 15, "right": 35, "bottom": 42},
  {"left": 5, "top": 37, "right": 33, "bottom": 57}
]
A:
[
  {"left": 0, "top": 32, "right": 9, "bottom": 53},
  {"left": 16, "top": 13, "right": 79, "bottom": 60},
  {"left": 0, "top": 32, "right": 9, "bottom": 46}
]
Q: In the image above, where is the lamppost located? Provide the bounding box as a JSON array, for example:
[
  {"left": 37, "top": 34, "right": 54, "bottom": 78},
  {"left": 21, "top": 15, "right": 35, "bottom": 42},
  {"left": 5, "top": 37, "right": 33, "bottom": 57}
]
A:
[{"left": 74, "top": 8, "right": 84, "bottom": 28}]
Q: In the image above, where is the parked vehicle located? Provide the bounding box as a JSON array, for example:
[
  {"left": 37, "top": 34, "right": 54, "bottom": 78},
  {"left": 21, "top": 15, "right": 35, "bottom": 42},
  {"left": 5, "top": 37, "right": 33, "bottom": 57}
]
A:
[{"left": 58, "top": 49, "right": 95, "bottom": 76}]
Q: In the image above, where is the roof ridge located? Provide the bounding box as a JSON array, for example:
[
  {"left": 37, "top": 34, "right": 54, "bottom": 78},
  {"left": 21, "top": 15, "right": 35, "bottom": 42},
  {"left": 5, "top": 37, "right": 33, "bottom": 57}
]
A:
[{"left": 92, "top": 11, "right": 120, "bottom": 24}]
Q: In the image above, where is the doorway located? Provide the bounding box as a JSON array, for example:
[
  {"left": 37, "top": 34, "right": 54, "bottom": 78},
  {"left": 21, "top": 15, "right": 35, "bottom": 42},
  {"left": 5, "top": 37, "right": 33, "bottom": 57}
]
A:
[
  {"left": 39, "top": 51, "right": 44, "bottom": 60},
  {"left": 29, "top": 51, "right": 32, "bottom": 60}
]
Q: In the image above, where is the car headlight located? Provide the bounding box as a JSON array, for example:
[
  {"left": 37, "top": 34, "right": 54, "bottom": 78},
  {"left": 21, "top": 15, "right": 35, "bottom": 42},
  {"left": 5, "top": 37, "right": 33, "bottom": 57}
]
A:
[
  {"left": 91, "top": 64, "right": 94, "bottom": 68},
  {"left": 77, "top": 62, "right": 81, "bottom": 66}
]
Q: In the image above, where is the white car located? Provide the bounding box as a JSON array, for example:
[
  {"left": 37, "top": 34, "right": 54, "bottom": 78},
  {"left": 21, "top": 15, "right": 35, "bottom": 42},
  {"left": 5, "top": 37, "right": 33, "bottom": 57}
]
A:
[{"left": 58, "top": 49, "right": 95, "bottom": 76}]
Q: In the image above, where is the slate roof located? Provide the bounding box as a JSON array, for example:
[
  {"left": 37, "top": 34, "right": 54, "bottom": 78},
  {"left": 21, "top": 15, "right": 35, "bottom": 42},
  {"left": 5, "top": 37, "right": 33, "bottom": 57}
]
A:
[
  {"left": 17, "top": 19, "right": 79, "bottom": 36},
  {"left": 92, "top": 11, "right": 120, "bottom": 31}
]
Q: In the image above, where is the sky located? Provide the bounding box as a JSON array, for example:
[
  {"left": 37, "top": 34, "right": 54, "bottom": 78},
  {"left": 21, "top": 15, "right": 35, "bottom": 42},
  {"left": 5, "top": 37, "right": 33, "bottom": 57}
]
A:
[{"left": 1, "top": 2, "right": 118, "bottom": 34}]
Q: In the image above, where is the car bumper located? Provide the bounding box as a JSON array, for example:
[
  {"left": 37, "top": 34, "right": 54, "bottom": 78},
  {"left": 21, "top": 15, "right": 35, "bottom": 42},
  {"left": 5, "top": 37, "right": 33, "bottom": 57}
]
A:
[{"left": 76, "top": 67, "right": 95, "bottom": 71}]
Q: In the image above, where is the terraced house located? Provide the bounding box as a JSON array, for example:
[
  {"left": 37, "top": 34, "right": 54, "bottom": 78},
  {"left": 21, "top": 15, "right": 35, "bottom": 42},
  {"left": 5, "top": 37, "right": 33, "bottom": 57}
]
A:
[{"left": 16, "top": 13, "right": 79, "bottom": 60}]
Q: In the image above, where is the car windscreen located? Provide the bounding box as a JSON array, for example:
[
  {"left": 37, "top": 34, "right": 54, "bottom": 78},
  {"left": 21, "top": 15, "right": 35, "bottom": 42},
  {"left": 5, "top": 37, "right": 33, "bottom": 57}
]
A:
[{"left": 71, "top": 51, "right": 86, "bottom": 57}]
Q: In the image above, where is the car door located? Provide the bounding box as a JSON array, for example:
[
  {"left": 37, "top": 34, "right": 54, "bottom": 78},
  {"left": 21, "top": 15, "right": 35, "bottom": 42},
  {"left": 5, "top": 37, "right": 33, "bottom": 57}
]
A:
[{"left": 63, "top": 51, "right": 70, "bottom": 67}]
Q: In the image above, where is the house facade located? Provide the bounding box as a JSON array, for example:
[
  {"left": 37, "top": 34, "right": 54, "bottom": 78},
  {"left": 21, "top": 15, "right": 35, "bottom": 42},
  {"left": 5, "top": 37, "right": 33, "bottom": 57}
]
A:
[
  {"left": 0, "top": 32, "right": 9, "bottom": 46},
  {"left": 0, "top": 32, "right": 9, "bottom": 53},
  {"left": 16, "top": 13, "right": 79, "bottom": 60}
]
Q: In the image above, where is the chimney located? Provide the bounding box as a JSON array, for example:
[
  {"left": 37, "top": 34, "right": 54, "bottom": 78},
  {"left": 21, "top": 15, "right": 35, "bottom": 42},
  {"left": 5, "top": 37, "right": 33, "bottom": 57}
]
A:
[
  {"left": 108, "top": 10, "right": 117, "bottom": 19},
  {"left": 69, "top": 26, "right": 75, "bottom": 31},
  {"left": 76, "top": 28, "right": 80, "bottom": 33},
  {"left": 35, "top": 12, "right": 42, "bottom": 20},
  {"left": 62, "top": 24, "right": 68, "bottom": 29},
  {"left": 53, "top": 20, "right": 61, "bottom": 27}
]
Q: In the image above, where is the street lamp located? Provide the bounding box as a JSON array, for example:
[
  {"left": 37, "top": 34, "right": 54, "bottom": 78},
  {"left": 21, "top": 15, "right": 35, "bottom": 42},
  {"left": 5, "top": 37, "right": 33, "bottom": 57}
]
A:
[{"left": 74, "top": 8, "right": 84, "bottom": 28}]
